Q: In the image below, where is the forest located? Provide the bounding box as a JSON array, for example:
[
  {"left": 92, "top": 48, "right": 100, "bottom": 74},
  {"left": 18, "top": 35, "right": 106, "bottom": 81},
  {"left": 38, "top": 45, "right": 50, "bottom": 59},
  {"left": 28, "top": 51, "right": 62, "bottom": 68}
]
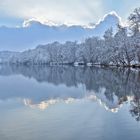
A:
[{"left": 2, "top": 8, "right": 140, "bottom": 67}]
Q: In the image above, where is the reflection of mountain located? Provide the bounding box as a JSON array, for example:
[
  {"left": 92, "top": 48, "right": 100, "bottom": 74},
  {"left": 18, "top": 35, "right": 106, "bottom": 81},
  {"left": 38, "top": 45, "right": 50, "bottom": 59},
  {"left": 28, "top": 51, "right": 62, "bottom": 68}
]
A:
[
  {"left": 23, "top": 94, "right": 120, "bottom": 112},
  {"left": 0, "top": 65, "right": 140, "bottom": 118}
]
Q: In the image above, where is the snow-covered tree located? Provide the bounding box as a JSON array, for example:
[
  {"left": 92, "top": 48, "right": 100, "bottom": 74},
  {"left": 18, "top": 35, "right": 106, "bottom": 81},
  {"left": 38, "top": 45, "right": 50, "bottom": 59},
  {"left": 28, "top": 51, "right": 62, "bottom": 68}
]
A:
[
  {"left": 84, "top": 37, "right": 101, "bottom": 64},
  {"left": 0, "top": 7, "right": 139, "bottom": 67},
  {"left": 128, "top": 7, "right": 140, "bottom": 36},
  {"left": 128, "top": 8, "right": 140, "bottom": 64},
  {"left": 101, "top": 28, "right": 115, "bottom": 65}
]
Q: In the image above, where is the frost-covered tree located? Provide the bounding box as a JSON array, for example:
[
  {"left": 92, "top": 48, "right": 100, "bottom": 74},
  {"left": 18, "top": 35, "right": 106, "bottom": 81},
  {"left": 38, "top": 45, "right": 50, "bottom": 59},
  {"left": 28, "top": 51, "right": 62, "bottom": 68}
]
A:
[
  {"left": 83, "top": 37, "right": 101, "bottom": 64},
  {"left": 62, "top": 41, "right": 77, "bottom": 64},
  {"left": 0, "top": 7, "right": 139, "bottom": 67},
  {"left": 101, "top": 28, "right": 114, "bottom": 65},
  {"left": 75, "top": 43, "right": 86, "bottom": 63},
  {"left": 128, "top": 8, "right": 140, "bottom": 64},
  {"left": 128, "top": 7, "right": 140, "bottom": 36}
]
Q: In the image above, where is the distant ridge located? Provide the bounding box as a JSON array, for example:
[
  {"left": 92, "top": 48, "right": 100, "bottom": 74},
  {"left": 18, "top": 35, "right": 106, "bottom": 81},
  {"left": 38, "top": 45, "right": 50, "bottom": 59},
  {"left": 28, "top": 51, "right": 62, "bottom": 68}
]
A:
[{"left": 0, "top": 12, "right": 121, "bottom": 51}]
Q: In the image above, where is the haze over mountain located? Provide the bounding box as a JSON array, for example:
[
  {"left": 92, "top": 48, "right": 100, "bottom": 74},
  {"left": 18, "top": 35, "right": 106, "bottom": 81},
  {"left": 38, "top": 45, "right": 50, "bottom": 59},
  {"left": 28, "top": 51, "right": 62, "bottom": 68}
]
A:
[{"left": 0, "top": 12, "right": 121, "bottom": 51}]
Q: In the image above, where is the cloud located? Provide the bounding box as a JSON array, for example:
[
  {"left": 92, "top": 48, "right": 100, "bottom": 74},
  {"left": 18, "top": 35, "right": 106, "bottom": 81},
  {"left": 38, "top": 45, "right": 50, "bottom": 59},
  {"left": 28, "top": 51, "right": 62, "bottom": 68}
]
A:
[
  {"left": 0, "top": 0, "right": 104, "bottom": 25},
  {"left": 0, "top": 0, "right": 139, "bottom": 26}
]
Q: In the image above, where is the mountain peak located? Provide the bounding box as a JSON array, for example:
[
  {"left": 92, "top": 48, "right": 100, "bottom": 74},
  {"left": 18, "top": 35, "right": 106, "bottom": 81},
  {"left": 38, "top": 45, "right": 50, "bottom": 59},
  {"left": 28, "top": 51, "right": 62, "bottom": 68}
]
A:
[
  {"left": 96, "top": 11, "right": 121, "bottom": 27},
  {"left": 22, "top": 18, "right": 63, "bottom": 28},
  {"left": 104, "top": 11, "right": 121, "bottom": 22},
  {"left": 23, "top": 19, "right": 43, "bottom": 28},
  {"left": 92, "top": 11, "right": 121, "bottom": 36}
]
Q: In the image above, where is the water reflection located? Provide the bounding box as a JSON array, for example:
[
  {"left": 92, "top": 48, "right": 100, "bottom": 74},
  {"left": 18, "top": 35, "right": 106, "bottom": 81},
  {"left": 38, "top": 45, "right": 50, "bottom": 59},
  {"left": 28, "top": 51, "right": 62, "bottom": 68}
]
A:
[{"left": 0, "top": 64, "right": 140, "bottom": 121}]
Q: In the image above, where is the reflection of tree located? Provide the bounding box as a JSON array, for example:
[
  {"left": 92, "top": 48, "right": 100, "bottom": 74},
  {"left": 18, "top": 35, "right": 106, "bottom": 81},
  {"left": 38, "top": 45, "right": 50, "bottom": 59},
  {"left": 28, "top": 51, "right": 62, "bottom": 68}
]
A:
[
  {"left": 0, "top": 64, "right": 140, "bottom": 120},
  {"left": 130, "top": 97, "right": 140, "bottom": 121},
  {"left": 0, "top": 65, "right": 140, "bottom": 98}
]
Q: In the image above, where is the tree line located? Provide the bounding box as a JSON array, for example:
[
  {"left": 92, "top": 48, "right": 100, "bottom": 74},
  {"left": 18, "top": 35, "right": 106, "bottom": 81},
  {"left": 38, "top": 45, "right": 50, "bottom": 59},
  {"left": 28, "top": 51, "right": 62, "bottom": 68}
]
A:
[{"left": 11, "top": 8, "right": 140, "bottom": 67}]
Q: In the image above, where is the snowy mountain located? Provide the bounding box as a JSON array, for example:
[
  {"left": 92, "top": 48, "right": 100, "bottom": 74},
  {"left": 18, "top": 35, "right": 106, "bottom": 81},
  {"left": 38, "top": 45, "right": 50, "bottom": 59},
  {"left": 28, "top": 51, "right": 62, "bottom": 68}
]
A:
[
  {"left": 92, "top": 12, "right": 121, "bottom": 36},
  {"left": 0, "top": 12, "right": 121, "bottom": 51}
]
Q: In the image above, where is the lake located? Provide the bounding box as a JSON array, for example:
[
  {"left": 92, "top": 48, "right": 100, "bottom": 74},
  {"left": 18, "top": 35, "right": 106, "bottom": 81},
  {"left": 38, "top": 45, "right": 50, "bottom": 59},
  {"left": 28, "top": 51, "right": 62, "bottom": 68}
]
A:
[{"left": 0, "top": 65, "right": 140, "bottom": 140}]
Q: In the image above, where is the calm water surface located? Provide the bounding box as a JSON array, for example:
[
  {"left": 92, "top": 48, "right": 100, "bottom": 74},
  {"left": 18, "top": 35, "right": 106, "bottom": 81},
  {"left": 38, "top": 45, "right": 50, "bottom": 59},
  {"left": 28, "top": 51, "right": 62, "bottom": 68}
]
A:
[{"left": 0, "top": 65, "right": 140, "bottom": 140}]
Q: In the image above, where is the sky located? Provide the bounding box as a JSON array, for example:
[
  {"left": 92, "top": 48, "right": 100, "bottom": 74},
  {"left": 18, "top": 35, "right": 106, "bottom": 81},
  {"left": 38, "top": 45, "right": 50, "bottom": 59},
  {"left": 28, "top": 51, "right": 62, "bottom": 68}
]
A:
[{"left": 0, "top": 0, "right": 140, "bottom": 27}]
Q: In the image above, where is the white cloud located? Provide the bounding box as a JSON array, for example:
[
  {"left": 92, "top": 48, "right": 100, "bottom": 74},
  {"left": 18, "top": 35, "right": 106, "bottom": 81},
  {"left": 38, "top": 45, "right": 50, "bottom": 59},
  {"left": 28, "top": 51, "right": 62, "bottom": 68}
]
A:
[
  {"left": 0, "top": 0, "right": 104, "bottom": 25},
  {"left": 0, "top": 0, "right": 139, "bottom": 26}
]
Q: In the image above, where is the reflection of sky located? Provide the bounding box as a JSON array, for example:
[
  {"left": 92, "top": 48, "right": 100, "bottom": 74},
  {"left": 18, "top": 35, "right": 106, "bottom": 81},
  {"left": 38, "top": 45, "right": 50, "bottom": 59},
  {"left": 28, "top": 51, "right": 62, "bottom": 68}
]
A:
[
  {"left": 0, "top": 75, "right": 84, "bottom": 101},
  {"left": 0, "top": 99, "right": 140, "bottom": 140}
]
